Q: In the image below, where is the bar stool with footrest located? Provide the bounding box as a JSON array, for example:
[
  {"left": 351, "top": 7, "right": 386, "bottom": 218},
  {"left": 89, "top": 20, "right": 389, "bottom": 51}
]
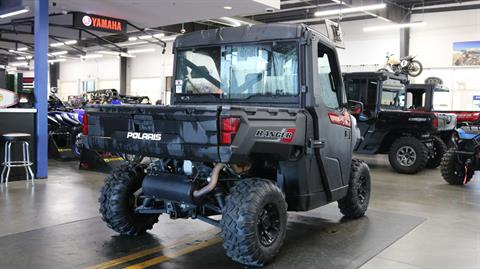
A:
[{"left": 1, "top": 133, "right": 35, "bottom": 183}]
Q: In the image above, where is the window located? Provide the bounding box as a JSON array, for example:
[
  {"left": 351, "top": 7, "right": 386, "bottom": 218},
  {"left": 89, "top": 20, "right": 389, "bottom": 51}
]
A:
[
  {"left": 345, "top": 78, "right": 378, "bottom": 114},
  {"left": 174, "top": 42, "right": 299, "bottom": 100},
  {"left": 381, "top": 79, "right": 405, "bottom": 110},
  {"left": 317, "top": 47, "right": 339, "bottom": 108}
]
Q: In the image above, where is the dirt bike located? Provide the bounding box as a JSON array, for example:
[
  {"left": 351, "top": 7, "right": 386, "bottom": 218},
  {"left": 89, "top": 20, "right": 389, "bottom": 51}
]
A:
[{"left": 379, "top": 53, "right": 423, "bottom": 77}]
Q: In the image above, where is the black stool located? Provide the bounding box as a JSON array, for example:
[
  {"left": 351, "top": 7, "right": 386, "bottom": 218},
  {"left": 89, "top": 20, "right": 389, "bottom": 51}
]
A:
[{"left": 1, "top": 133, "right": 34, "bottom": 184}]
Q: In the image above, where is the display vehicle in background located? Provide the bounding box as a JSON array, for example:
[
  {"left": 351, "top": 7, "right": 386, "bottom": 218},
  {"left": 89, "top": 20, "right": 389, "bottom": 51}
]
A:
[
  {"left": 405, "top": 83, "right": 479, "bottom": 127},
  {"left": 82, "top": 24, "right": 372, "bottom": 267},
  {"left": 379, "top": 53, "right": 423, "bottom": 77},
  {"left": 441, "top": 126, "right": 480, "bottom": 185},
  {"left": 344, "top": 72, "right": 456, "bottom": 174}
]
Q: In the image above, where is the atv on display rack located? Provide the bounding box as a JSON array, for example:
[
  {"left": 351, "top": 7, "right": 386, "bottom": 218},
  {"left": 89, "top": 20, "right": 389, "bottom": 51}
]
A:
[
  {"left": 343, "top": 72, "right": 456, "bottom": 174},
  {"left": 83, "top": 24, "right": 372, "bottom": 267},
  {"left": 441, "top": 126, "right": 480, "bottom": 185}
]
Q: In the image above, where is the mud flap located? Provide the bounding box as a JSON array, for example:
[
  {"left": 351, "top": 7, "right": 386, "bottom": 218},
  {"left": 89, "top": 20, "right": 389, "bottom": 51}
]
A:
[
  {"left": 48, "top": 134, "right": 76, "bottom": 161},
  {"left": 79, "top": 148, "right": 126, "bottom": 173}
]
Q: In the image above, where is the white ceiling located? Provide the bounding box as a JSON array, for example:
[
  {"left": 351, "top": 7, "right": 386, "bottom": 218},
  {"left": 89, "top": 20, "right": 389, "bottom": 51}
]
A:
[{"left": 20, "top": 0, "right": 279, "bottom": 27}]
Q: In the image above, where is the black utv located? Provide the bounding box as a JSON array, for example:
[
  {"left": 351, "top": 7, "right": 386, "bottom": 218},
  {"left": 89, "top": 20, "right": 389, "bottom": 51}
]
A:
[
  {"left": 344, "top": 72, "right": 456, "bottom": 174},
  {"left": 83, "top": 24, "right": 371, "bottom": 267}
]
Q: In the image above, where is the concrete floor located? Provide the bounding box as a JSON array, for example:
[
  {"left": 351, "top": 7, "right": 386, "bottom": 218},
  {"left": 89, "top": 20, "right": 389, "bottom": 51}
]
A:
[{"left": 0, "top": 157, "right": 479, "bottom": 269}]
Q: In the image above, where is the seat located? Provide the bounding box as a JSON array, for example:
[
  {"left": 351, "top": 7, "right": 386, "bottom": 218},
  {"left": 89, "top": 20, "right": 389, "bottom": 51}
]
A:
[{"left": 1, "top": 133, "right": 34, "bottom": 184}]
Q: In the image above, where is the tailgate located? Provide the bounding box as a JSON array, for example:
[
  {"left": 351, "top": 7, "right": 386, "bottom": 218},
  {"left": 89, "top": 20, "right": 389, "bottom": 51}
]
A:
[{"left": 84, "top": 104, "right": 223, "bottom": 162}]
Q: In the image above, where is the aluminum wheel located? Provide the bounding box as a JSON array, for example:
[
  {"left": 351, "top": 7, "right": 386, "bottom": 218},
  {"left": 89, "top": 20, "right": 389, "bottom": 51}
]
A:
[
  {"left": 257, "top": 203, "right": 281, "bottom": 247},
  {"left": 396, "top": 146, "right": 417, "bottom": 167}
]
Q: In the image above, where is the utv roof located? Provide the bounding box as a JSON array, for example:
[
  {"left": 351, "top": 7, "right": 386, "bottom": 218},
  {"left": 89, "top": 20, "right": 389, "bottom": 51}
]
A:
[
  {"left": 174, "top": 23, "right": 329, "bottom": 48},
  {"left": 343, "top": 71, "right": 409, "bottom": 84}
]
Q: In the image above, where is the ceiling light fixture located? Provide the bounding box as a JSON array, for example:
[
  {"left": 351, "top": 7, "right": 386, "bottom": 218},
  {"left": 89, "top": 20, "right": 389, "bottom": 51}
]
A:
[
  {"left": 50, "top": 51, "right": 68, "bottom": 56},
  {"left": 9, "top": 61, "right": 28, "bottom": 67},
  {"left": 138, "top": 35, "right": 153, "bottom": 40},
  {"left": 118, "top": 41, "right": 148, "bottom": 47},
  {"left": 16, "top": 56, "right": 26, "bottom": 60},
  {"left": 50, "top": 42, "right": 65, "bottom": 47},
  {"left": 64, "top": 40, "right": 78, "bottom": 45},
  {"left": 128, "top": 48, "right": 155, "bottom": 54},
  {"left": 314, "top": 3, "right": 386, "bottom": 17},
  {"left": 128, "top": 37, "right": 138, "bottom": 41},
  {"left": 363, "top": 21, "right": 426, "bottom": 32},
  {"left": 81, "top": 54, "right": 104, "bottom": 59},
  {"left": 17, "top": 47, "right": 28, "bottom": 51},
  {"left": 0, "top": 6, "right": 30, "bottom": 19},
  {"left": 49, "top": 58, "right": 67, "bottom": 64},
  {"left": 224, "top": 6, "right": 233, "bottom": 10}
]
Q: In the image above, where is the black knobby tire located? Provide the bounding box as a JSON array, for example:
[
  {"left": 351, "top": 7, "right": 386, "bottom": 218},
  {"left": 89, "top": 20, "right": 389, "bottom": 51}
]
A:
[
  {"left": 440, "top": 149, "right": 474, "bottom": 185},
  {"left": 388, "top": 136, "right": 429, "bottom": 174},
  {"left": 338, "top": 159, "right": 371, "bottom": 219},
  {"left": 220, "top": 179, "right": 287, "bottom": 267},
  {"left": 407, "top": 60, "right": 423, "bottom": 77},
  {"left": 426, "top": 136, "right": 448, "bottom": 169},
  {"left": 99, "top": 164, "right": 159, "bottom": 235}
]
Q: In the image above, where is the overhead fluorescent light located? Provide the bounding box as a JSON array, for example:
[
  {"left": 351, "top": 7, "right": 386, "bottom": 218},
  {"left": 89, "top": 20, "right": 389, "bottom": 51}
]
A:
[
  {"left": 363, "top": 21, "right": 426, "bottom": 32},
  {"left": 50, "top": 40, "right": 77, "bottom": 47},
  {"left": 64, "top": 40, "right": 78, "bottom": 45},
  {"left": 224, "top": 6, "right": 233, "bottom": 10},
  {"left": 128, "top": 48, "right": 155, "bottom": 54},
  {"left": 128, "top": 37, "right": 138, "bottom": 41},
  {"left": 81, "top": 54, "right": 104, "bottom": 59},
  {"left": 314, "top": 3, "right": 386, "bottom": 17},
  {"left": 50, "top": 42, "right": 64, "bottom": 47},
  {"left": 0, "top": 6, "right": 30, "bottom": 19},
  {"left": 138, "top": 35, "right": 153, "bottom": 40},
  {"left": 153, "top": 33, "right": 165, "bottom": 38},
  {"left": 16, "top": 56, "right": 26, "bottom": 60},
  {"left": 17, "top": 47, "right": 28, "bottom": 51},
  {"left": 118, "top": 41, "right": 148, "bottom": 47},
  {"left": 10, "top": 61, "right": 28, "bottom": 67},
  {"left": 50, "top": 51, "right": 68, "bottom": 56},
  {"left": 49, "top": 58, "right": 67, "bottom": 64}
]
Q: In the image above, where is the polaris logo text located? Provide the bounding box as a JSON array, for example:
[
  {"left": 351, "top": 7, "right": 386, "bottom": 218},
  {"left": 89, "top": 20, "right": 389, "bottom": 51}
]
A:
[
  {"left": 126, "top": 132, "right": 162, "bottom": 141},
  {"left": 255, "top": 128, "right": 296, "bottom": 143}
]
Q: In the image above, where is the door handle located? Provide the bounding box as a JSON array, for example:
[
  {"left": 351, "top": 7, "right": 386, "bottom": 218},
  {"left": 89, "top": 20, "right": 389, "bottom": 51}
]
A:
[{"left": 310, "top": 139, "right": 325, "bottom": 148}]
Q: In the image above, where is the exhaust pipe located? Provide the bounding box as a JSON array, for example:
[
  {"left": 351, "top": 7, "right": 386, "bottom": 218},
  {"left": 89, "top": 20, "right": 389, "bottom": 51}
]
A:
[{"left": 193, "top": 163, "right": 225, "bottom": 198}]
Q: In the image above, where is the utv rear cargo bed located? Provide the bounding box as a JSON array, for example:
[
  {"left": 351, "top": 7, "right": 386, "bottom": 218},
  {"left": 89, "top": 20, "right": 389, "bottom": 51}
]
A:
[{"left": 84, "top": 104, "right": 225, "bottom": 162}]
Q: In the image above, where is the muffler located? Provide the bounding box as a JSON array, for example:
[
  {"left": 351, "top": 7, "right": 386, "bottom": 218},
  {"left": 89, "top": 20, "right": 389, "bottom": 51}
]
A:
[
  {"left": 142, "top": 163, "right": 225, "bottom": 203},
  {"left": 142, "top": 173, "right": 195, "bottom": 203}
]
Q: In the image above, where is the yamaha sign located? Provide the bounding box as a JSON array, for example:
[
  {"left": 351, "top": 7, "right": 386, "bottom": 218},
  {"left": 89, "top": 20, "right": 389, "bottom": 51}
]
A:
[{"left": 73, "top": 12, "right": 127, "bottom": 33}]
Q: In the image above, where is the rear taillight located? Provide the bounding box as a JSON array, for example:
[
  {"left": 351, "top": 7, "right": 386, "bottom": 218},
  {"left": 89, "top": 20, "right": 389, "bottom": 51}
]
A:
[
  {"left": 82, "top": 113, "right": 89, "bottom": 135},
  {"left": 432, "top": 113, "right": 438, "bottom": 129},
  {"left": 220, "top": 117, "right": 240, "bottom": 145}
]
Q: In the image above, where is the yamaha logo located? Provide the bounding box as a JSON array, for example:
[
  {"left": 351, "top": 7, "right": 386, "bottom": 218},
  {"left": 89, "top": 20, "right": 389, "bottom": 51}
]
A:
[
  {"left": 126, "top": 132, "right": 162, "bottom": 141},
  {"left": 82, "top": 15, "right": 92, "bottom": 27}
]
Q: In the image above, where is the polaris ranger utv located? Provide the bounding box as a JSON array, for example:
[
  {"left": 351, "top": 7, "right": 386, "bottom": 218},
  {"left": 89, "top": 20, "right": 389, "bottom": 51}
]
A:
[
  {"left": 344, "top": 72, "right": 456, "bottom": 174},
  {"left": 83, "top": 24, "right": 371, "bottom": 267}
]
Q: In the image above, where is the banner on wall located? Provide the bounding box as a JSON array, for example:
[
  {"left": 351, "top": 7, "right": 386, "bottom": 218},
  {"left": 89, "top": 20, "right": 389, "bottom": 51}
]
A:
[
  {"left": 473, "top": 95, "right": 480, "bottom": 110},
  {"left": 452, "top": 41, "right": 480, "bottom": 66}
]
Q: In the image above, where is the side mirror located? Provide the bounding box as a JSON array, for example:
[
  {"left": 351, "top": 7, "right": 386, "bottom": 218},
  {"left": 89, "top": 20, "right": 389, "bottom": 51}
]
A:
[{"left": 348, "top": 100, "right": 364, "bottom": 115}]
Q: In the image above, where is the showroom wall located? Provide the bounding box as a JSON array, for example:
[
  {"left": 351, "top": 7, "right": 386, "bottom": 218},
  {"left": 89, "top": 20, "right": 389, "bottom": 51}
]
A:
[
  {"left": 59, "top": 57, "right": 120, "bottom": 101},
  {"left": 126, "top": 42, "right": 174, "bottom": 105},
  {"left": 55, "top": 8, "right": 479, "bottom": 110}
]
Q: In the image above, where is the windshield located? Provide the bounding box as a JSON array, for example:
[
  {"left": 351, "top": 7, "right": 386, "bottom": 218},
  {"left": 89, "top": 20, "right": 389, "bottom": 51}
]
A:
[
  {"left": 381, "top": 79, "right": 406, "bottom": 109},
  {"left": 174, "top": 42, "right": 299, "bottom": 100}
]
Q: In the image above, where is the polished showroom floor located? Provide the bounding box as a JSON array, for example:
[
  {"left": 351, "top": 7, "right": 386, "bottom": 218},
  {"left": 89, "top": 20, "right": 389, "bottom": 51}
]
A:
[{"left": 0, "top": 157, "right": 478, "bottom": 269}]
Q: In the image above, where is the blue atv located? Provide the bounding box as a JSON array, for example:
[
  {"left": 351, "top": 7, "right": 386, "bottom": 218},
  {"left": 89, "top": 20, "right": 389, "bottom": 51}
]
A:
[{"left": 441, "top": 126, "right": 480, "bottom": 185}]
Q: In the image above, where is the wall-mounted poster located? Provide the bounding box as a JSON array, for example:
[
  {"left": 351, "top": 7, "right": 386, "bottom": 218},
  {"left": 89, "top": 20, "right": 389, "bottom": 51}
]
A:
[{"left": 452, "top": 41, "right": 480, "bottom": 66}]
